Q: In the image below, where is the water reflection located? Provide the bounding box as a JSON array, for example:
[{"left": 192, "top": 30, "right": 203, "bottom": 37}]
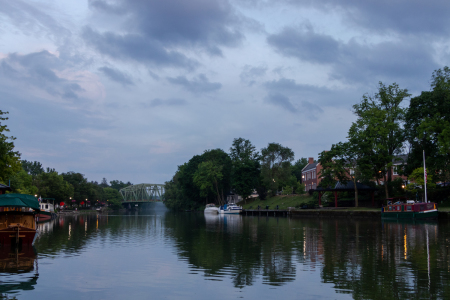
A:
[
  {"left": 0, "top": 246, "right": 38, "bottom": 295},
  {"left": 1, "top": 210, "right": 450, "bottom": 299}
]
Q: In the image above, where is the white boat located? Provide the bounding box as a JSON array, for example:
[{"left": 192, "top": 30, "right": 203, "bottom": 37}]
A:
[
  {"left": 219, "top": 203, "right": 242, "bottom": 214},
  {"left": 204, "top": 203, "right": 219, "bottom": 214}
]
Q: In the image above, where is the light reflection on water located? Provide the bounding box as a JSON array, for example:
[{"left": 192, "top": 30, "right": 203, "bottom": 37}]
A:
[{"left": 0, "top": 205, "right": 448, "bottom": 299}]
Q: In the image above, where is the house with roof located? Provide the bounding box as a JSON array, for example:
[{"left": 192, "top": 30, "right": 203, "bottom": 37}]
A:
[
  {"left": 302, "top": 154, "right": 409, "bottom": 192},
  {"left": 301, "top": 157, "right": 323, "bottom": 192}
]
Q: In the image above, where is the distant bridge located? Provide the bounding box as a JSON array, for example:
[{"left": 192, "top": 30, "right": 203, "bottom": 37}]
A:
[{"left": 119, "top": 184, "right": 165, "bottom": 205}]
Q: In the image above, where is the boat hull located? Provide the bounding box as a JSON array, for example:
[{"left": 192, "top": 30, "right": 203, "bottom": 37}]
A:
[
  {"left": 37, "top": 211, "right": 56, "bottom": 222},
  {"left": 382, "top": 209, "right": 438, "bottom": 220},
  {"left": 219, "top": 210, "right": 242, "bottom": 214},
  {"left": 381, "top": 202, "right": 438, "bottom": 220},
  {"left": 0, "top": 228, "right": 37, "bottom": 246}
]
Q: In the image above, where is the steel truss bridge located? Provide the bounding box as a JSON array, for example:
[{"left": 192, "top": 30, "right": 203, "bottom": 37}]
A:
[{"left": 119, "top": 184, "right": 165, "bottom": 204}]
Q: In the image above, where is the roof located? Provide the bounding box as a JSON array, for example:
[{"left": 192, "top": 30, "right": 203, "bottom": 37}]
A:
[
  {"left": 0, "top": 193, "right": 40, "bottom": 211},
  {"left": 0, "top": 184, "right": 12, "bottom": 192},
  {"left": 392, "top": 154, "right": 408, "bottom": 164},
  {"left": 302, "top": 162, "right": 318, "bottom": 172}
]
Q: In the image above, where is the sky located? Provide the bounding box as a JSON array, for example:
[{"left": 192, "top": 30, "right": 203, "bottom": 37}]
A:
[{"left": 1, "top": 0, "right": 449, "bottom": 184}]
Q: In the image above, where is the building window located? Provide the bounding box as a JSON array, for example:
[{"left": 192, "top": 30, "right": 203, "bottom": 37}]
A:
[{"left": 393, "top": 166, "right": 400, "bottom": 175}]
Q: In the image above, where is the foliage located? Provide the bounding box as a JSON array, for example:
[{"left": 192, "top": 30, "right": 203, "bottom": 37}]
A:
[
  {"left": 61, "top": 172, "right": 100, "bottom": 205},
  {"left": 9, "top": 169, "right": 38, "bottom": 195},
  {"left": 193, "top": 161, "right": 224, "bottom": 204},
  {"left": 260, "top": 143, "right": 294, "bottom": 196},
  {"left": 109, "top": 180, "right": 133, "bottom": 191},
  {"left": 165, "top": 149, "right": 232, "bottom": 210},
  {"left": 0, "top": 110, "right": 21, "bottom": 185},
  {"left": 35, "top": 171, "right": 74, "bottom": 203},
  {"left": 294, "top": 182, "right": 305, "bottom": 194},
  {"left": 351, "top": 82, "right": 409, "bottom": 198},
  {"left": 406, "top": 167, "right": 436, "bottom": 195},
  {"left": 229, "top": 138, "right": 260, "bottom": 201},
  {"left": 405, "top": 67, "right": 450, "bottom": 183},
  {"left": 282, "top": 185, "right": 292, "bottom": 195},
  {"left": 103, "top": 187, "right": 123, "bottom": 209},
  {"left": 21, "top": 160, "right": 45, "bottom": 176},
  {"left": 319, "top": 141, "right": 371, "bottom": 207},
  {"left": 291, "top": 158, "right": 308, "bottom": 182}
]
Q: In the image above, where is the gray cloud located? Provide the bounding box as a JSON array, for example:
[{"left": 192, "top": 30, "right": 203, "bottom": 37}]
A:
[
  {"left": 267, "top": 26, "right": 339, "bottom": 64},
  {"left": 82, "top": 27, "right": 197, "bottom": 70},
  {"left": 98, "top": 66, "right": 134, "bottom": 86},
  {"left": 167, "top": 74, "right": 222, "bottom": 93},
  {"left": 267, "top": 26, "right": 439, "bottom": 87},
  {"left": 86, "top": 0, "right": 245, "bottom": 59},
  {"left": 149, "top": 98, "right": 187, "bottom": 107},
  {"left": 0, "top": 51, "right": 84, "bottom": 100},
  {"left": 265, "top": 92, "right": 297, "bottom": 113},
  {"left": 0, "top": 0, "right": 71, "bottom": 40},
  {"left": 240, "top": 65, "right": 267, "bottom": 86},
  {"left": 258, "top": 0, "right": 450, "bottom": 37}
]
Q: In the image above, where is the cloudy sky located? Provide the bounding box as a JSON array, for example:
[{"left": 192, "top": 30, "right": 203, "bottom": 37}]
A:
[{"left": 1, "top": 0, "right": 449, "bottom": 184}]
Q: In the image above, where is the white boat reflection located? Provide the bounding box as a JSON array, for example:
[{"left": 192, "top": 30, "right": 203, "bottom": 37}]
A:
[{"left": 204, "top": 213, "right": 243, "bottom": 234}]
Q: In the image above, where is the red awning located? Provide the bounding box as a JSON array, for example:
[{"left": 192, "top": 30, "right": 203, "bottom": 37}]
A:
[{"left": 60, "top": 202, "right": 65, "bottom": 206}]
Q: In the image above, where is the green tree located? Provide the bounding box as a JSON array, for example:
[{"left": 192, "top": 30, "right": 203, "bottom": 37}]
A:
[
  {"left": 291, "top": 158, "right": 308, "bottom": 182},
  {"left": 110, "top": 180, "right": 133, "bottom": 191},
  {"left": 21, "top": 160, "right": 44, "bottom": 176},
  {"left": 229, "top": 138, "right": 260, "bottom": 202},
  {"left": 319, "top": 142, "right": 371, "bottom": 207},
  {"left": 9, "top": 169, "right": 38, "bottom": 195},
  {"left": 405, "top": 67, "right": 450, "bottom": 183},
  {"left": 61, "top": 172, "right": 98, "bottom": 205},
  {"left": 351, "top": 82, "right": 410, "bottom": 198},
  {"left": 193, "top": 161, "right": 224, "bottom": 205},
  {"left": 35, "top": 171, "right": 73, "bottom": 202},
  {"left": 405, "top": 167, "right": 436, "bottom": 200},
  {"left": 103, "top": 187, "right": 123, "bottom": 209},
  {"left": 260, "top": 143, "right": 294, "bottom": 196},
  {"left": 166, "top": 149, "right": 232, "bottom": 210},
  {"left": 0, "top": 111, "right": 21, "bottom": 185}
]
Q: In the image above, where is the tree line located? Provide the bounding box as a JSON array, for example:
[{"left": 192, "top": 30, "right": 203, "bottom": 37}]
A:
[
  {"left": 0, "top": 111, "right": 132, "bottom": 209},
  {"left": 318, "top": 67, "right": 450, "bottom": 206},
  {"left": 164, "top": 138, "right": 309, "bottom": 211}
]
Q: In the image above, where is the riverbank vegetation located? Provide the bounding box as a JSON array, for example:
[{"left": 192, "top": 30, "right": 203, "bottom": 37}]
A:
[
  {"left": 165, "top": 67, "right": 450, "bottom": 211},
  {"left": 0, "top": 111, "right": 131, "bottom": 209},
  {"left": 319, "top": 67, "right": 450, "bottom": 206}
]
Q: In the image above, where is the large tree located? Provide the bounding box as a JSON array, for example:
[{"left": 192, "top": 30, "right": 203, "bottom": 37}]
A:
[
  {"left": 35, "top": 171, "right": 74, "bottom": 203},
  {"left": 229, "top": 138, "right": 260, "bottom": 201},
  {"left": 406, "top": 67, "right": 450, "bottom": 183},
  {"left": 260, "top": 143, "right": 294, "bottom": 196},
  {"left": 291, "top": 158, "right": 308, "bottom": 182},
  {"left": 0, "top": 110, "right": 21, "bottom": 185},
  {"left": 351, "top": 82, "right": 410, "bottom": 198},
  {"left": 319, "top": 141, "right": 371, "bottom": 207}
]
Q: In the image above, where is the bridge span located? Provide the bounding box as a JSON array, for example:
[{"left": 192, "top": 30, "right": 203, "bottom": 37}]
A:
[{"left": 119, "top": 184, "right": 165, "bottom": 208}]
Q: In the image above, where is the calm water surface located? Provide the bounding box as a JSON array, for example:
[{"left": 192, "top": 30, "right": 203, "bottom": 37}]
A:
[{"left": 1, "top": 203, "right": 450, "bottom": 299}]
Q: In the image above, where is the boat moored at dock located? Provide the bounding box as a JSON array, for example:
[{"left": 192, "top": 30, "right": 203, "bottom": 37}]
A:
[
  {"left": 219, "top": 203, "right": 242, "bottom": 214},
  {"left": 0, "top": 194, "right": 40, "bottom": 246},
  {"left": 204, "top": 203, "right": 219, "bottom": 214},
  {"left": 381, "top": 200, "right": 438, "bottom": 219}
]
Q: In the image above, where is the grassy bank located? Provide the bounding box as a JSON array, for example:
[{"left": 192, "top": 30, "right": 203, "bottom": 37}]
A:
[
  {"left": 237, "top": 194, "right": 314, "bottom": 210},
  {"left": 237, "top": 195, "right": 383, "bottom": 211}
]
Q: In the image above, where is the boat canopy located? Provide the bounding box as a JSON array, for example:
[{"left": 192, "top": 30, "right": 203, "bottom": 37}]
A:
[{"left": 0, "top": 194, "right": 40, "bottom": 211}]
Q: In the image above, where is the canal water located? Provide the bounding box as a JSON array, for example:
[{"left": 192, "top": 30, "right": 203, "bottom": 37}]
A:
[{"left": 1, "top": 203, "right": 449, "bottom": 299}]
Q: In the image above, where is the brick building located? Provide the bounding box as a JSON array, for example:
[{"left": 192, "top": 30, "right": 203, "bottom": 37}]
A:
[{"left": 302, "top": 157, "right": 323, "bottom": 192}]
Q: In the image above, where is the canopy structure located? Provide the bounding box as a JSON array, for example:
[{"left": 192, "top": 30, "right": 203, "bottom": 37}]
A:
[
  {"left": 0, "top": 194, "right": 40, "bottom": 211},
  {"left": 0, "top": 184, "right": 12, "bottom": 195},
  {"left": 315, "top": 181, "right": 378, "bottom": 208}
]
